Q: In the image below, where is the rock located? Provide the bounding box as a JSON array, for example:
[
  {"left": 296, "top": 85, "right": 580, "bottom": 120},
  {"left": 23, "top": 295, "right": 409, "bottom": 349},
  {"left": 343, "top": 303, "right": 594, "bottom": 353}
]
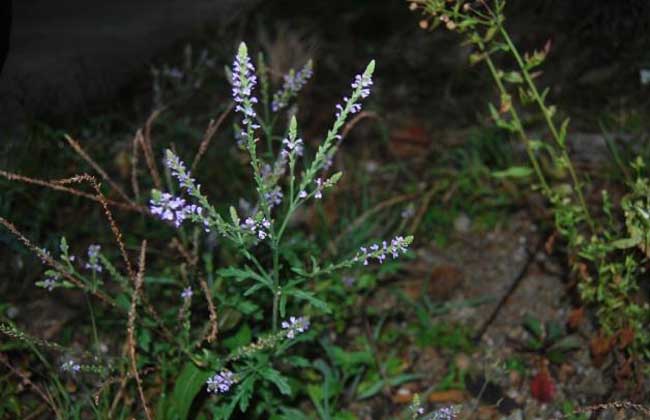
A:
[{"left": 454, "top": 213, "right": 471, "bottom": 233}]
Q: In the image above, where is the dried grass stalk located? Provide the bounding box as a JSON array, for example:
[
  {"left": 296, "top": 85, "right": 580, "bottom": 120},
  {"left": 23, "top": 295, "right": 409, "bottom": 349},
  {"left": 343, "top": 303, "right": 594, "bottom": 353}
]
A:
[
  {"left": 0, "top": 170, "right": 144, "bottom": 213},
  {"left": 64, "top": 135, "right": 133, "bottom": 205},
  {"left": 141, "top": 110, "right": 163, "bottom": 190},
  {"left": 191, "top": 102, "right": 233, "bottom": 172},
  {"left": 199, "top": 277, "right": 218, "bottom": 344},
  {"left": 131, "top": 130, "right": 142, "bottom": 201},
  {"left": 0, "top": 215, "right": 115, "bottom": 306},
  {"left": 127, "top": 240, "right": 152, "bottom": 420}
]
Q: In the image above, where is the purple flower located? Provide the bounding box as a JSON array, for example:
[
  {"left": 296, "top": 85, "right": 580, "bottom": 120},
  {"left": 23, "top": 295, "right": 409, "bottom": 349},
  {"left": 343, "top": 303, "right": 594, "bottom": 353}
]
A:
[
  {"left": 42, "top": 272, "right": 61, "bottom": 291},
  {"left": 181, "top": 287, "right": 193, "bottom": 300},
  {"left": 165, "top": 151, "right": 198, "bottom": 194},
  {"left": 206, "top": 370, "right": 235, "bottom": 394},
  {"left": 150, "top": 192, "right": 204, "bottom": 228},
  {"left": 281, "top": 316, "right": 310, "bottom": 339},
  {"left": 232, "top": 43, "right": 259, "bottom": 130},
  {"left": 314, "top": 178, "right": 324, "bottom": 199},
  {"left": 281, "top": 136, "right": 304, "bottom": 158},
  {"left": 61, "top": 360, "right": 81, "bottom": 374},
  {"left": 298, "top": 190, "right": 308, "bottom": 199},
  {"left": 432, "top": 406, "right": 458, "bottom": 420},
  {"left": 355, "top": 236, "right": 411, "bottom": 265},
  {"left": 264, "top": 187, "right": 284, "bottom": 208},
  {"left": 84, "top": 244, "right": 102, "bottom": 273},
  {"left": 272, "top": 60, "right": 314, "bottom": 112},
  {"left": 334, "top": 62, "right": 374, "bottom": 120},
  {"left": 240, "top": 217, "right": 270, "bottom": 240}
]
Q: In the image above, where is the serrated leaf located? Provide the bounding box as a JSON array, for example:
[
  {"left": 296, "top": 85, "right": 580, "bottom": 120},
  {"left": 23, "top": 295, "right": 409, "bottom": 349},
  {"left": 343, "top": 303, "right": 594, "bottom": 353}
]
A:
[
  {"left": 223, "top": 324, "right": 252, "bottom": 351},
  {"left": 260, "top": 367, "right": 292, "bottom": 395},
  {"left": 286, "top": 289, "right": 331, "bottom": 313}
]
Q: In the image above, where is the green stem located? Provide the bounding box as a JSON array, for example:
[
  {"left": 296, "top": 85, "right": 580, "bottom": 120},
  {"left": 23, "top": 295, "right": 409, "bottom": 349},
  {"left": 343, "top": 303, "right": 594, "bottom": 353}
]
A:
[
  {"left": 498, "top": 27, "right": 595, "bottom": 232},
  {"left": 477, "top": 37, "right": 550, "bottom": 195}
]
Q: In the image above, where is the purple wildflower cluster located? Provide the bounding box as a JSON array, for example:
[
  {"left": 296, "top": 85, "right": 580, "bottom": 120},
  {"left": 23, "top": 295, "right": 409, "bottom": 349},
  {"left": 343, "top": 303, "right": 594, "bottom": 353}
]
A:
[
  {"left": 84, "top": 244, "right": 102, "bottom": 273},
  {"left": 355, "top": 236, "right": 410, "bottom": 266},
  {"left": 232, "top": 43, "right": 259, "bottom": 129},
  {"left": 335, "top": 70, "right": 373, "bottom": 119},
  {"left": 264, "top": 186, "right": 284, "bottom": 208},
  {"left": 271, "top": 60, "right": 314, "bottom": 112},
  {"left": 150, "top": 192, "right": 203, "bottom": 228},
  {"left": 241, "top": 217, "right": 271, "bottom": 240},
  {"left": 165, "top": 151, "right": 198, "bottom": 194},
  {"left": 61, "top": 360, "right": 81, "bottom": 374},
  {"left": 280, "top": 136, "right": 304, "bottom": 159},
  {"left": 42, "top": 272, "right": 61, "bottom": 291},
  {"left": 298, "top": 176, "right": 329, "bottom": 201},
  {"left": 181, "top": 287, "right": 193, "bottom": 300},
  {"left": 281, "top": 316, "right": 310, "bottom": 339},
  {"left": 432, "top": 406, "right": 458, "bottom": 420},
  {"left": 206, "top": 369, "right": 235, "bottom": 394}
]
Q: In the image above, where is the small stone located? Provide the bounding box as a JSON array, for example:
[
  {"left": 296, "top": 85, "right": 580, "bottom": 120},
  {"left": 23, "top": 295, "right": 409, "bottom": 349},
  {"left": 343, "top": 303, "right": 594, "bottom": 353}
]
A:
[{"left": 454, "top": 213, "right": 471, "bottom": 233}]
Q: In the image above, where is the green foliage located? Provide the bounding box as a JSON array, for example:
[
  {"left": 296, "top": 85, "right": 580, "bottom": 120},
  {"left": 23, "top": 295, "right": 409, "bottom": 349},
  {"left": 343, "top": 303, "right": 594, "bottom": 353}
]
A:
[
  {"left": 414, "top": 0, "right": 650, "bottom": 357},
  {"left": 0, "top": 42, "right": 413, "bottom": 419},
  {"left": 521, "top": 314, "right": 582, "bottom": 364}
]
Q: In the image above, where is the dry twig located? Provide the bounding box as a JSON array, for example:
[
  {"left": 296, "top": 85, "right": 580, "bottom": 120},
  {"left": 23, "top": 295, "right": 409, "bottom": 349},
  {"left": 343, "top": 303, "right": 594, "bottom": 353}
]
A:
[
  {"left": 0, "top": 353, "right": 59, "bottom": 417},
  {"left": 131, "top": 130, "right": 143, "bottom": 201},
  {"left": 0, "top": 216, "right": 115, "bottom": 306},
  {"left": 127, "top": 241, "right": 153, "bottom": 420},
  {"left": 191, "top": 103, "right": 233, "bottom": 172},
  {"left": 64, "top": 135, "right": 134, "bottom": 205},
  {"left": 199, "top": 277, "right": 218, "bottom": 344},
  {"left": 0, "top": 170, "right": 144, "bottom": 212},
  {"left": 140, "top": 109, "right": 164, "bottom": 190}
]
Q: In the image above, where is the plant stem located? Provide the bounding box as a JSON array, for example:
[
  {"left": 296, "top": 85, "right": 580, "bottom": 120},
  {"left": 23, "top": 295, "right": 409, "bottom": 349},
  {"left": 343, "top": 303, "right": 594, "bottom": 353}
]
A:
[
  {"left": 476, "top": 37, "right": 550, "bottom": 195},
  {"left": 497, "top": 27, "right": 595, "bottom": 232}
]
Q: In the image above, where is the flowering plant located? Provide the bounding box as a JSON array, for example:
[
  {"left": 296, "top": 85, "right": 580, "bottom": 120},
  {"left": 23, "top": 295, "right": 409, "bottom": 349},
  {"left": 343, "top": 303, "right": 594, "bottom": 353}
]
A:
[{"left": 1, "top": 42, "right": 412, "bottom": 418}]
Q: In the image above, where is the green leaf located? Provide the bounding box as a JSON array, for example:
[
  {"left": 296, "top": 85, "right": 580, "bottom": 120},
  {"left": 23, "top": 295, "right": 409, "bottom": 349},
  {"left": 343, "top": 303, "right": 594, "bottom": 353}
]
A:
[
  {"left": 236, "top": 375, "right": 256, "bottom": 412},
  {"left": 546, "top": 321, "right": 564, "bottom": 343},
  {"left": 223, "top": 324, "right": 252, "bottom": 351},
  {"left": 502, "top": 71, "right": 524, "bottom": 84},
  {"left": 260, "top": 367, "right": 292, "bottom": 396},
  {"left": 286, "top": 289, "right": 331, "bottom": 313},
  {"left": 492, "top": 166, "right": 533, "bottom": 179},
  {"left": 611, "top": 237, "right": 641, "bottom": 249},
  {"left": 559, "top": 117, "right": 570, "bottom": 146},
  {"left": 547, "top": 335, "right": 582, "bottom": 354},
  {"left": 357, "top": 379, "right": 384, "bottom": 400},
  {"left": 523, "top": 314, "right": 543, "bottom": 339},
  {"left": 166, "top": 362, "right": 212, "bottom": 420},
  {"left": 229, "top": 206, "right": 240, "bottom": 225}
]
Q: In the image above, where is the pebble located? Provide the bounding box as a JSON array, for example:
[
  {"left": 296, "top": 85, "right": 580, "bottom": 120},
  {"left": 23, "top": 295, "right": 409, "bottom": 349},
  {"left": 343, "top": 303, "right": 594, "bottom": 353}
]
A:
[{"left": 454, "top": 213, "right": 471, "bottom": 233}]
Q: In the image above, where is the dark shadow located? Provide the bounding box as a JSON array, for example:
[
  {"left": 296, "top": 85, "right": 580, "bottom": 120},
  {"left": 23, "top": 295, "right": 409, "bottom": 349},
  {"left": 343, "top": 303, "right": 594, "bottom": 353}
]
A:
[{"left": 0, "top": 0, "right": 10, "bottom": 75}]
